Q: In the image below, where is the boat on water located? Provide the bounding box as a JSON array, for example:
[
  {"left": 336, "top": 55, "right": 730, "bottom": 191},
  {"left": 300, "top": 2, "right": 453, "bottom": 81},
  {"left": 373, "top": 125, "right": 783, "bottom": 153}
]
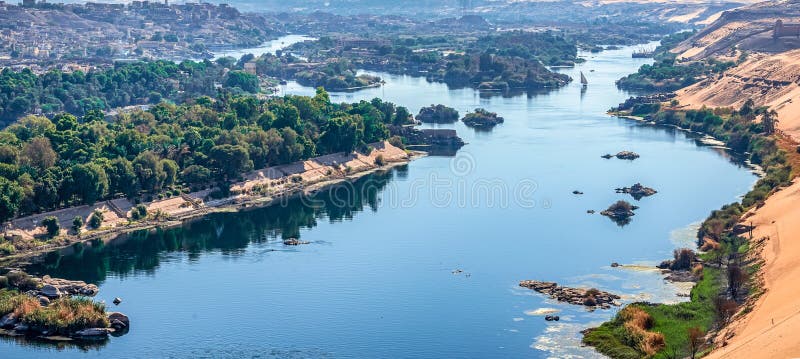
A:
[{"left": 580, "top": 71, "right": 588, "bottom": 86}]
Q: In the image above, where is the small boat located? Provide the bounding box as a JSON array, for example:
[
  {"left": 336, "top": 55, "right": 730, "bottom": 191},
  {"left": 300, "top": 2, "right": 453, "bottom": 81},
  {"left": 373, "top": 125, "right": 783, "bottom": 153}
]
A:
[{"left": 580, "top": 71, "right": 588, "bottom": 86}]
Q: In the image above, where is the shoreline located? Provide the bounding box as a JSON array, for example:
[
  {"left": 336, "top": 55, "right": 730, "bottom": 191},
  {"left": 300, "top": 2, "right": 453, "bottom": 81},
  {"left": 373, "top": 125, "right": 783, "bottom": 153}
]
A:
[
  {"left": 1, "top": 142, "right": 422, "bottom": 267},
  {"left": 588, "top": 104, "right": 800, "bottom": 357}
]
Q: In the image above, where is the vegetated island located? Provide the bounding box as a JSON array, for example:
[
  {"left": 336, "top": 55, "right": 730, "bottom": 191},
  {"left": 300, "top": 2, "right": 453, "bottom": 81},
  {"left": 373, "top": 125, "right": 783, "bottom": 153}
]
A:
[
  {"left": 416, "top": 104, "right": 460, "bottom": 124},
  {"left": 600, "top": 200, "right": 639, "bottom": 226},
  {"left": 461, "top": 108, "right": 504, "bottom": 130},
  {"left": 0, "top": 270, "right": 128, "bottom": 341}
]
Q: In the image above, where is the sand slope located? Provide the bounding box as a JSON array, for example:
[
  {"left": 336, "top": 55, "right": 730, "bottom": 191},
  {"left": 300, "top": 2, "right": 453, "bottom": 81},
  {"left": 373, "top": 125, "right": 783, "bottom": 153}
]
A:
[
  {"left": 677, "top": 49, "right": 800, "bottom": 141},
  {"left": 706, "top": 179, "right": 800, "bottom": 358}
]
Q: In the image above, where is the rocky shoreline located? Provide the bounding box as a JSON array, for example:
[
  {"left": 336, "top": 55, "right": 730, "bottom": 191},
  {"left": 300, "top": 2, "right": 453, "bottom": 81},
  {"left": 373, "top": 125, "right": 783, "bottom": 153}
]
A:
[
  {"left": 0, "top": 271, "right": 128, "bottom": 342},
  {"left": 519, "top": 280, "right": 621, "bottom": 310}
]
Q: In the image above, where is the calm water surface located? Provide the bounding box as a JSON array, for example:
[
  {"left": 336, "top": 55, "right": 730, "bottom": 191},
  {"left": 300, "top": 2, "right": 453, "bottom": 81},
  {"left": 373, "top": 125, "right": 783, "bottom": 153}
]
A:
[{"left": 6, "top": 45, "right": 756, "bottom": 358}]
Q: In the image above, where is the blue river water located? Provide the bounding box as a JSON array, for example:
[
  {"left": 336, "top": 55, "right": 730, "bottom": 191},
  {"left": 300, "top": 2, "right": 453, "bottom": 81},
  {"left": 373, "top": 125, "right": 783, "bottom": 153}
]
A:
[{"left": 4, "top": 44, "right": 756, "bottom": 358}]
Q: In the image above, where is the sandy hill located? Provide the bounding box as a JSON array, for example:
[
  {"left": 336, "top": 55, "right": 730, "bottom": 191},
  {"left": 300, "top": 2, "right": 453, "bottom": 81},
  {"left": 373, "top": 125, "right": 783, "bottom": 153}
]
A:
[
  {"left": 673, "top": 0, "right": 800, "bottom": 60},
  {"left": 678, "top": 49, "right": 800, "bottom": 140},
  {"left": 673, "top": 0, "right": 800, "bottom": 141}
]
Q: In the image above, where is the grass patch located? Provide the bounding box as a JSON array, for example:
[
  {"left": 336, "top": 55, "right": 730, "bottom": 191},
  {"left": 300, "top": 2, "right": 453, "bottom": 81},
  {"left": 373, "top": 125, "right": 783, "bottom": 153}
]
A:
[
  {"left": 0, "top": 289, "right": 109, "bottom": 335},
  {"left": 23, "top": 297, "right": 109, "bottom": 334},
  {"left": 584, "top": 270, "right": 718, "bottom": 358}
]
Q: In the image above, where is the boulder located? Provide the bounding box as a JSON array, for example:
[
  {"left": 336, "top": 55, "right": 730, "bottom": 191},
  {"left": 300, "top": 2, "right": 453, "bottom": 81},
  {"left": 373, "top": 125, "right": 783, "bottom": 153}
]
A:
[
  {"left": 39, "top": 277, "right": 99, "bottom": 297},
  {"left": 38, "top": 296, "right": 50, "bottom": 306},
  {"left": 40, "top": 284, "right": 62, "bottom": 298},
  {"left": 72, "top": 328, "right": 113, "bottom": 339},
  {"left": 0, "top": 313, "right": 18, "bottom": 329},
  {"left": 108, "top": 312, "right": 130, "bottom": 329},
  {"left": 12, "top": 323, "right": 29, "bottom": 332}
]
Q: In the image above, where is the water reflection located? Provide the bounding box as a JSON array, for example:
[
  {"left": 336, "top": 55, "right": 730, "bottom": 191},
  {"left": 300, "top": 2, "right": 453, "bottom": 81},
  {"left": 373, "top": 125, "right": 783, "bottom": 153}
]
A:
[
  {"left": 25, "top": 168, "right": 399, "bottom": 284},
  {"left": 0, "top": 334, "right": 108, "bottom": 352}
]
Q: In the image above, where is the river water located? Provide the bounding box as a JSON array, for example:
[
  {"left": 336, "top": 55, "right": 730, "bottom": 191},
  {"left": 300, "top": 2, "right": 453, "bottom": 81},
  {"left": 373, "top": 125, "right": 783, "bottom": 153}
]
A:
[
  {"left": 211, "top": 34, "right": 315, "bottom": 60},
  {"left": 5, "top": 44, "right": 756, "bottom": 358}
]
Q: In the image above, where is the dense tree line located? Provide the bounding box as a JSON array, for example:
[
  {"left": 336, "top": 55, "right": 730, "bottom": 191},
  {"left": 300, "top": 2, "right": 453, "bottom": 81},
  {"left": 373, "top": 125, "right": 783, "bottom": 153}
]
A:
[
  {"left": 0, "top": 59, "right": 259, "bottom": 127},
  {"left": 0, "top": 89, "right": 412, "bottom": 223}
]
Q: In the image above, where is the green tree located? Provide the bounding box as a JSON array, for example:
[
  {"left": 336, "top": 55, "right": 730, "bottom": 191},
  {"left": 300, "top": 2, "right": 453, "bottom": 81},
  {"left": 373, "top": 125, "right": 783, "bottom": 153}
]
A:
[
  {"left": 133, "top": 152, "right": 166, "bottom": 192},
  {"left": 108, "top": 158, "right": 138, "bottom": 198},
  {"left": 70, "top": 163, "right": 109, "bottom": 204},
  {"left": 225, "top": 71, "right": 259, "bottom": 93},
  {"left": 21, "top": 137, "right": 58, "bottom": 170},
  {"left": 0, "top": 177, "right": 24, "bottom": 223},
  {"left": 41, "top": 216, "right": 60, "bottom": 237},
  {"left": 319, "top": 115, "right": 364, "bottom": 153},
  {"left": 210, "top": 144, "right": 253, "bottom": 179}
]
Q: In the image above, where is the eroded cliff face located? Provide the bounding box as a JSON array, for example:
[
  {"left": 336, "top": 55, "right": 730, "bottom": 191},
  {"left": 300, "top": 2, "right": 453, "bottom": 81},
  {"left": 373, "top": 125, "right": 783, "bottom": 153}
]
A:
[
  {"left": 670, "top": 1, "right": 800, "bottom": 140},
  {"left": 673, "top": 0, "right": 800, "bottom": 60}
]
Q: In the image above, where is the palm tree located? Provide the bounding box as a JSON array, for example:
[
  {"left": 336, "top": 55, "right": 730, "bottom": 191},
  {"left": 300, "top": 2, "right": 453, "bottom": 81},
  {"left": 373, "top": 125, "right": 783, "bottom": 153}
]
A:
[{"left": 762, "top": 109, "right": 779, "bottom": 135}]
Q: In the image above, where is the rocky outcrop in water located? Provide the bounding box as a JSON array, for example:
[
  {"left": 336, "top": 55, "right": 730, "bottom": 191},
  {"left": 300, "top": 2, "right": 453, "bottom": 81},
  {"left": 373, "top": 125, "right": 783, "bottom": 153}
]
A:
[
  {"left": 615, "top": 151, "right": 640, "bottom": 160},
  {"left": 601, "top": 151, "right": 640, "bottom": 160},
  {"left": 283, "top": 238, "right": 310, "bottom": 246},
  {"left": 36, "top": 275, "right": 99, "bottom": 298},
  {"left": 600, "top": 200, "right": 638, "bottom": 226},
  {"left": 616, "top": 183, "right": 657, "bottom": 200},
  {"left": 519, "top": 280, "right": 621, "bottom": 310}
]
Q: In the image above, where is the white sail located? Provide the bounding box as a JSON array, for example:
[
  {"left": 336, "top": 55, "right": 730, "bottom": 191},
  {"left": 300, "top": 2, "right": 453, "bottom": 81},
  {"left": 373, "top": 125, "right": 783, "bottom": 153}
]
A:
[{"left": 580, "top": 71, "right": 588, "bottom": 85}]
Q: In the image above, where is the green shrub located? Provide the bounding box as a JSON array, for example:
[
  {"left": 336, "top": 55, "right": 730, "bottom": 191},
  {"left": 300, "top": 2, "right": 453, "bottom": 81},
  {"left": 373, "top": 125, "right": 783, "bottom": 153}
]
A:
[
  {"left": 131, "top": 204, "right": 148, "bottom": 221},
  {"left": 72, "top": 216, "right": 83, "bottom": 233},
  {"left": 0, "top": 242, "right": 14, "bottom": 255},
  {"left": 375, "top": 154, "right": 386, "bottom": 166},
  {"left": 89, "top": 210, "right": 104, "bottom": 229},
  {"left": 41, "top": 216, "right": 60, "bottom": 237},
  {"left": 6, "top": 271, "right": 39, "bottom": 291}
]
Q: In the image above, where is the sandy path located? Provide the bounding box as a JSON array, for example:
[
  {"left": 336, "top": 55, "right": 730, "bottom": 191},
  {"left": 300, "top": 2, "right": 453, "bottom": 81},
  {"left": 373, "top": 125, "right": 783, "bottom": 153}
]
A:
[{"left": 706, "top": 179, "right": 800, "bottom": 358}]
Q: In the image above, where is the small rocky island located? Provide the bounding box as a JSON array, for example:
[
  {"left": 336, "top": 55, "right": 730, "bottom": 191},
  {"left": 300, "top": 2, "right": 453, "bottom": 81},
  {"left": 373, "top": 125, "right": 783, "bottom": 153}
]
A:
[
  {"left": 0, "top": 270, "right": 129, "bottom": 341},
  {"left": 601, "top": 200, "right": 639, "bottom": 226},
  {"left": 519, "top": 280, "right": 621, "bottom": 310},
  {"left": 462, "top": 108, "right": 505, "bottom": 129},
  {"left": 416, "top": 104, "right": 460, "bottom": 124},
  {"left": 283, "top": 238, "right": 310, "bottom": 246},
  {"left": 602, "top": 151, "right": 640, "bottom": 160},
  {"left": 616, "top": 183, "right": 657, "bottom": 200}
]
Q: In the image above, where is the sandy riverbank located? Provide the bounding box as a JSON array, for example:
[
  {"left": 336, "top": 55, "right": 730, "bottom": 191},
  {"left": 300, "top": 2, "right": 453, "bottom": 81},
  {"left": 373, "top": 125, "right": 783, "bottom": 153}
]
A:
[
  {"left": 2, "top": 141, "right": 417, "bottom": 266},
  {"left": 705, "top": 178, "right": 800, "bottom": 358}
]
